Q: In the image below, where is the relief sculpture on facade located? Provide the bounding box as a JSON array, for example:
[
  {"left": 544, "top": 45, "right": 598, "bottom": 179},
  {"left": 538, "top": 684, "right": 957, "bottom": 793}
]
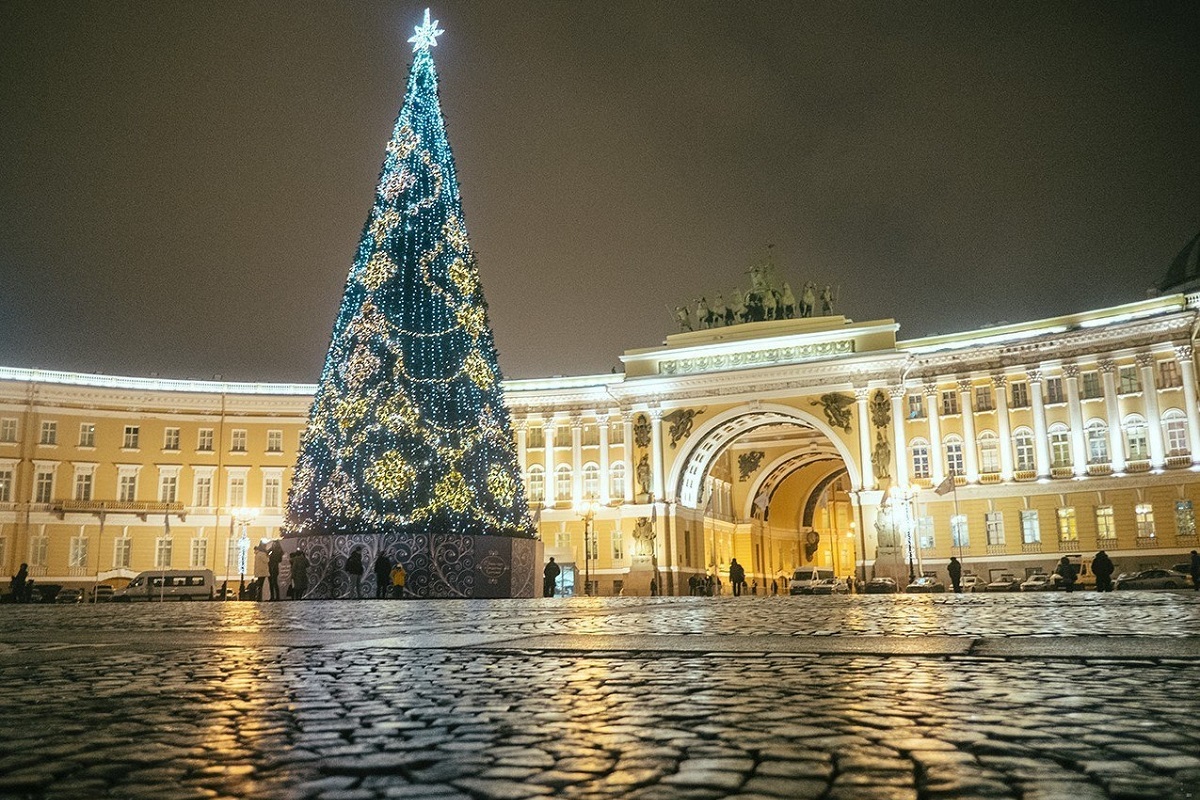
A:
[
  {"left": 633, "top": 414, "right": 651, "bottom": 449},
  {"left": 812, "top": 393, "right": 854, "bottom": 433},
  {"left": 738, "top": 450, "right": 765, "bottom": 482},
  {"left": 662, "top": 407, "right": 705, "bottom": 448}
]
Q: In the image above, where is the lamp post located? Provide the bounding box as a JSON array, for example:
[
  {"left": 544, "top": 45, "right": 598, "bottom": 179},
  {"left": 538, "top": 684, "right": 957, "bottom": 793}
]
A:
[
  {"left": 887, "top": 486, "right": 919, "bottom": 583},
  {"left": 577, "top": 500, "right": 597, "bottom": 596},
  {"left": 231, "top": 507, "right": 258, "bottom": 599}
]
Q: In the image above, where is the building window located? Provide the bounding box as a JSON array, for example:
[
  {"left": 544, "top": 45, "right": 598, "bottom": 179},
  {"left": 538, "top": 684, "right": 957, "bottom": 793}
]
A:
[
  {"left": 978, "top": 432, "right": 1000, "bottom": 474},
  {"left": 0, "top": 419, "right": 17, "bottom": 443},
  {"left": 1135, "top": 503, "right": 1155, "bottom": 538},
  {"left": 581, "top": 425, "right": 600, "bottom": 447},
  {"left": 1020, "top": 510, "right": 1040, "bottom": 543},
  {"left": 554, "top": 465, "right": 572, "bottom": 502},
  {"left": 155, "top": 538, "right": 173, "bottom": 569},
  {"left": 526, "top": 427, "right": 545, "bottom": 449},
  {"left": 1176, "top": 500, "right": 1195, "bottom": 537},
  {"left": 527, "top": 465, "right": 545, "bottom": 504},
  {"left": 1119, "top": 366, "right": 1140, "bottom": 394},
  {"left": 40, "top": 421, "right": 57, "bottom": 445},
  {"left": 190, "top": 538, "right": 208, "bottom": 569},
  {"left": 1160, "top": 360, "right": 1182, "bottom": 388},
  {"left": 1010, "top": 381, "right": 1029, "bottom": 409},
  {"left": 267, "top": 430, "right": 283, "bottom": 453},
  {"left": 1164, "top": 410, "right": 1189, "bottom": 456},
  {"left": 917, "top": 516, "right": 935, "bottom": 550},
  {"left": 159, "top": 473, "right": 178, "bottom": 503},
  {"left": 609, "top": 422, "right": 624, "bottom": 445},
  {"left": 1086, "top": 420, "right": 1109, "bottom": 464},
  {"left": 163, "top": 428, "right": 181, "bottom": 451},
  {"left": 264, "top": 475, "right": 282, "bottom": 508},
  {"left": 74, "top": 470, "right": 93, "bottom": 501},
  {"left": 1049, "top": 424, "right": 1071, "bottom": 468},
  {"left": 1095, "top": 506, "right": 1115, "bottom": 540},
  {"left": 34, "top": 469, "right": 54, "bottom": 503},
  {"left": 0, "top": 467, "right": 12, "bottom": 502},
  {"left": 1081, "top": 371, "right": 1102, "bottom": 399},
  {"left": 1013, "top": 429, "right": 1035, "bottom": 471},
  {"left": 194, "top": 473, "right": 213, "bottom": 507},
  {"left": 198, "top": 429, "right": 214, "bottom": 452},
  {"left": 78, "top": 423, "right": 95, "bottom": 448},
  {"left": 610, "top": 462, "right": 626, "bottom": 502},
  {"left": 612, "top": 531, "right": 624, "bottom": 560},
  {"left": 30, "top": 535, "right": 48, "bottom": 567},
  {"left": 118, "top": 472, "right": 137, "bottom": 503},
  {"left": 231, "top": 430, "right": 247, "bottom": 452},
  {"left": 944, "top": 437, "right": 964, "bottom": 477},
  {"left": 228, "top": 476, "right": 247, "bottom": 507},
  {"left": 941, "top": 391, "right": 960, "bottom": 415},
  {"left": 1125, "top": 416, "right": 1149, "bottom": 461},
  {"left": 123, "top": 425, "right": 139, "bottom": 449},
  {"left": 582, "top": 463, "right": 600, "bottom": 500},
  {"left": 974, "top": 386, "right": 993, "bottom": 412},
  {"left": 951, "top": 515, "right": 969, "bottom": 548},
  {"left": 985, "top": 511, "right": 1005, "bottom": 545},
  {"left": 1045, "top": 378, "right": 1065, "bottom": 404},
  {"left": 907, "top": 395, "right": 924, "bottom": 419},
  {"left": 69, "top": 535, "right": 88, "bottom": 569},
  {"left": 113, "top": 537, "right": 132, "bottom": 569},
  {"left": 1056, "top": 507, "right": 1078, "bottom": 541},
  {"left": 910, "top": 440, "right": 930, "bottom": 480},
  {"left": 0, "top": 538, "right": 6, "bottom": 569}
]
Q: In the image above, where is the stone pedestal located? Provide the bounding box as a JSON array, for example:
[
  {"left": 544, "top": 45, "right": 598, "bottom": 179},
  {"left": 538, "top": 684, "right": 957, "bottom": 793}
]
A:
[{"left": 624, "top": 557, "right": 659, "bottom": 596}]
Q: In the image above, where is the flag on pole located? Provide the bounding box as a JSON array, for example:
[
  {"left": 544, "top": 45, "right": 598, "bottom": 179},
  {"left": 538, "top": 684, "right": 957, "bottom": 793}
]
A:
[
  {"left": 753, "top": 493, "right": 769, "bottom": 517},
  {"left": 651, "top": 497, "right": 657, "bottom": 526},
  {"left": 934, "top": 475, "right": 956, "bottom": 496},
  {"left": 164, "top": 511, "right": 171, "bottom": 535}
]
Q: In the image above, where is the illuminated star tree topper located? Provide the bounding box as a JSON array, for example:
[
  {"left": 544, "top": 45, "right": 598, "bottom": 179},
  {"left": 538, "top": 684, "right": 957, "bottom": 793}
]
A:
[{"left": 408, "top": 8, "right": 445, "bottom": 51}]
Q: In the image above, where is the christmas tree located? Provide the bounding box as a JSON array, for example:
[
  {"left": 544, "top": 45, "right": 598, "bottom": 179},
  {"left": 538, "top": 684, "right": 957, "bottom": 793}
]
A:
[{"left": 285, "top": 10, "right": 533, "bottom": 541}]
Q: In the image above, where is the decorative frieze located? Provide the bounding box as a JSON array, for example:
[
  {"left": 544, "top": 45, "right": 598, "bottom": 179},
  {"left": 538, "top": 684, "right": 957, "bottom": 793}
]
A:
[{"left": 658, "top": 339, "right": 854, "bottom": 375}]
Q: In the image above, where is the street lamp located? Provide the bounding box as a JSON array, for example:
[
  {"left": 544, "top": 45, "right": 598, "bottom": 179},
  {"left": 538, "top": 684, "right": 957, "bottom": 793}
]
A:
[
  {"left": 887, "top": 486, "right": 919, "bottom": 583},
  {"left": 577, "top": 500, "right": 597, "bottom": 597},
  {"left": 231, "top": 507, "right": 259, "bottom": 599}
]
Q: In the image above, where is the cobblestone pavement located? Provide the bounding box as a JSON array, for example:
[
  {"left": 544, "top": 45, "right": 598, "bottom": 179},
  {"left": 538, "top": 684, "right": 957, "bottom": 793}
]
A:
[{"left": 1, "top": 595, "right": 1198, "bottom": 799}]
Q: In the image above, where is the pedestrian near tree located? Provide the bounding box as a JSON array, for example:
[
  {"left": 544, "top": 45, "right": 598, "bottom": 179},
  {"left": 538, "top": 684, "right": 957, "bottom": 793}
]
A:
[
  {"left": 947, "top": 557, "right": 963, "bottom": 593},
  {"left": 390, "top": 562, "right": 407, "bottom": 599},
  {"left": 267, "top": 541, "right": 284, "bottom": 601},
  {"left": 729, "top": 558, "right": 746, "bottom": 596},
  {"left": 373, "top": 552, "right": 392, "bottom": 599},
  {"left": 11, "top": 563, "right": 28, "bottom": 603},
  {"left": 543, "top": 557, "right": 560, "bottom": 597},
  {"left": 1092, "top": 550, "right": 1115, "bottom": 592},
  {"left": 289, "top": 550, "right": 309, "bottom": 600},
  {"left": 345, "top": 546, "right": 364, "bottom": 598}
]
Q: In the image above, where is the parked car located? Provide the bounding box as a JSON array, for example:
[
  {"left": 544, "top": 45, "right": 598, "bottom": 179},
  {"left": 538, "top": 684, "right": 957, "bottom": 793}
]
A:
[
  {"left": 864, "top": 577, "right": 899, "bottom": 594},
  {"left": 905, "top": 576, "right": 946, "bottom": 593},
  {"left": 960, "top": 575, "right": 981, "bottom": 593},
  {"left": 55, "top": 588, "right": 84, "bottom": 604},
  {"left": 811, "top": 577, "right": 849, "bottom": 595},
  {"left": 1020, "top": 574, "right": 1052, "bottom": 591},
  {"left": 986, "top": 575, "right": 1022, "bottom": 592},
  {"left": 90, "top": 584, "right": 115, "bottom": 602},
  {"left": 789, "top": 567, "right": 836, "bottom": 595},
  {"left": 1114, "top": 569, "right": 1189, "bottom": 590}
]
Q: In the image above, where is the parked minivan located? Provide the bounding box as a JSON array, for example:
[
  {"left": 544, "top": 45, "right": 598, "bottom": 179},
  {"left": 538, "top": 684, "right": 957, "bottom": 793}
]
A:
[
  {"left": 113, "top": 570, "right": 216, "bottom": 601},
  {"left": 789, "top": 567, "right": 835, "bottom": 595}
]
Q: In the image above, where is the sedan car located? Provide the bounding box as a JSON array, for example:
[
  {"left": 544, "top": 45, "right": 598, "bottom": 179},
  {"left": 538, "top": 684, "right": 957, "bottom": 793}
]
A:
[
  {"left": 55, "top": 588, "right": 84, "bottom": 604},
  {"left": 985, "top": 576, "right": 1022, "bottom": 592},
  {"left": 811, "top": 577, "right": 849, "bottom": 595},
  {"left": 864, "top": 577, "right": 899, "bottom": 594},
  {"left": 1020, "top": 574, "right": 1052, "bottom": 592},
  {"left": 1114, "top": 569, "right": 1189, "bottom": 590},
  {"left": 960, "top": 576, "right": 981, "bottom": 593},
  {"left": 905, "top": 577, "right": 946, "bottom": 593}
]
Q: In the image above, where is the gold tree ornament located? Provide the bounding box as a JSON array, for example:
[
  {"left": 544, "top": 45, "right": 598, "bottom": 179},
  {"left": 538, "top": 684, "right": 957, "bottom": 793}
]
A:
[
  {"left": 343, "top": 345, "right": 381, "bottom": 391},
  {"left": 366, "top": 451, "right": 417, "bottom": 499},
  {"left": 487, "top": 465, "right": 518, "bottom": 506},
  {"left": 448, "top": 257, "right": 479, "bottom": 296},
  {"left": 369, "top": 209, "right": 402, "bottom": 244},
  {"left": 463, "top": 350, "right": 494, "bottom": 389},
  {"left": 379, "top": 392, "right": 421, "bottom": 432},
  {"left": 381, "top": 166, "right": 416, "bottom": 202},
  {"left": 335, "top": 396, "right": 370, "bottom": 431},
  {"left": 456, "top": 305, "right": 485, "bottom": 338},
  {"left": 442, "top": 214, "right": 469, "bottom": 252},
  {"left": 319, "top": 470, "right": 356, "bottom": 516},
  {"left": 436, "top": 470, "right": 473, "bottom": 512},
  {"left": 387, "top": 124, "right": 419, "bottom": 159},
  {"left": 361, "top": 251, "right": 399, "bottom": 291}
]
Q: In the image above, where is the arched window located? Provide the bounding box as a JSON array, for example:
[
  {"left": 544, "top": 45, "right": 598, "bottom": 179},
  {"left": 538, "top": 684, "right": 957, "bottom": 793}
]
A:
[
  {"left": 1048, "top": 423, "right": 1071, "bottom": 468},
  {"left": 554, "top": 465, "right": 573, "bottom": 502},
  {"left": 1085, "top": 419, "right": 1109, "bottom": 464},
  {"left": 978, "top": 430, "right": 1000, "bottom": 474},
  {"left": 910, "top": 438, "right": 930, "bottom": 479},
  {"left": 1163, "top": 409, "right": 1189, "bottom": 456},
  {"left": 582, "top": 462, "right": 600, "bottom": 500},
  {"left": 526, "top": 465, "right": 545, "bottom": 504},
  {"left": 1124, "top": 414, "right": 1148, "bottom": 461},
  {"left": 1013, "top": 427, "right": 1035, "bottom": 471},
  {"left": 610, "top": 462, "right": 626, "bottom": 502},
  {"left": 944, "top": 435, "right": 964, "bottom": 477}
]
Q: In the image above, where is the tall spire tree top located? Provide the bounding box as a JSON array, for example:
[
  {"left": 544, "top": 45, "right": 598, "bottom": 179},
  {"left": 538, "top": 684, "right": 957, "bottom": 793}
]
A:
[{"left": 408, "top": 8, "right": 445, "bottom": 52}]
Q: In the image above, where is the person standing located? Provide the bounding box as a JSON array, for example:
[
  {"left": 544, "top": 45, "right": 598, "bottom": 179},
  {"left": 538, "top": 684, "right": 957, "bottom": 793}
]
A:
[
  {"left": 1055, "top": 556, "right": 1077, "bottom": 592},
  {"left": 947, "top": 557, "right": 963, "bottom": 593},
  {"left": 345, "top": 546, "right": 364, "bottom": 599},
  {"left": 11, "top": 563, "right": 28, "bottom": 603},
  {"left": 542, "top": 557, "right": 560, "bottom": 597},
  {"left": 373, "top": 552, "right": 392, "bottom": 599},
  {"left": 289, "top": 549, "right": 309, "bottom": 600},
  {"left": 1190, "top": 550, "right": 1200, "bottom": 591},
  {"left": 252, "top": 543, "right": 269, "bottom": 601},
  {"left": 1092, "top": 550, "right": 1114, "bottom": 592},
  {"left": 729, "top": 559, "right": 746, "bottom": 597},
  {"left": 267, "top": 541, "right": 284, "bottom": 602},
  {"left": 390, "top": 562, "right": 407, "bottom": 599}
]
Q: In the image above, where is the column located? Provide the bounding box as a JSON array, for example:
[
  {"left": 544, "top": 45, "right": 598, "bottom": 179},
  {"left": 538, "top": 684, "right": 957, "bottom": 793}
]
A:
[
  {"left": 515, "top": 420, "right": 528, "bottom": 484},
  {"left": 1098, "top": 360, "right": 1125, "bottom": 473},
  {"left": 992, "top": 375, "right": 1014, "bottom": 480},
  {"left": 855, "top": 389, "right": 875, "bottom": 490},
  {"left": 957, "top": 379, "right": 980, "bottom": 482},
  {"left": 650, "top": 408, "right": 665, "bottom": 501},
  {"left": 621, "top": 412, "right": 635, "bottom": 502},
  {"left": 1137, "top": 353, "right": 1166, "bottom": 469},
  {"left": 542, "top": 421, "right": 556, "bottom": 506},
  {"left": 889, "top": 386, "right": 909, "bottom": 487},
  {"left": 570, "top": 415, "right": 584, "bottom": 504},
  {"left": 597, "top": 412, "right": 611, "bottom": 505},
  {"left": 1062, "top": 364, "right": 1088, "bottom": 477},
  {"left": 924, "top": 384, "right": 944, "bottom": 485},
  {"left": 1175, "top": 345, "right": 1200, "bottom": 463},
  {"left": 1027, "top": 368, "right": 1051, "bottom": 478}
]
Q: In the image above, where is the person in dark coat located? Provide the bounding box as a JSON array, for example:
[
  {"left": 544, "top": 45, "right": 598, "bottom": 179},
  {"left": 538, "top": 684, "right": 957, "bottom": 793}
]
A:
[
  {"left": 1190, "top": 550, "right": 1200, "bottom": 591},
  {"left": 543, "top": 557, "right": 560, "bottom": 597},
  {"left": 345, "top": 546, "right": 364, "bottom": 598},
  {"left": 373, "top": 552, "right": 392, "bottom": 599},
  {"left": 1055, "top": 556, "right": 1077, "bottom": 592},
  {"left": 289, "top": 550, "right": 309, "bottom": 600},
  {"left": 729, "top": 559, "right": 746, "bottom": 597},
  {"left": 267, "top": 541, "right": 284, "bottom": 601},
  {"left": 1092, "top": 550, "right": 1114, "bottom": 592},
  {"left": 947, "top": 557, "right": 963, "bottom": 593},
  {"left": 11, "top": 563, "right": 28, "bottom": 603}
]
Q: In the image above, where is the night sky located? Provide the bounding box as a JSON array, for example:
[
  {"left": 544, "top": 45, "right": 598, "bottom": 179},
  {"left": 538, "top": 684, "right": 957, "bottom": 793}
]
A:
[{"left": 2, "top": 1, "right": 1197, "bottom": 382}]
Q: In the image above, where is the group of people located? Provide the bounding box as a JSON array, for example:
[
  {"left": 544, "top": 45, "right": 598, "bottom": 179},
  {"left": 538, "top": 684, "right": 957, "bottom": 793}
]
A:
[
  {"left": 344, "top": 545, "right": 407, "bottom": 599},
  {"left": 8, "top": 563, "right": 34, "bottom": 603},
  {"left": 243, "top": 542, "right": 408, "bottom": 600}
]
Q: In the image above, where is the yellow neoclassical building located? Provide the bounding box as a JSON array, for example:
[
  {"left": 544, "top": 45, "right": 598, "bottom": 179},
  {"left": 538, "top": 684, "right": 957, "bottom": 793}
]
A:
[{"left": 4, "top": 283, "right": 1200, "bottom": 596}]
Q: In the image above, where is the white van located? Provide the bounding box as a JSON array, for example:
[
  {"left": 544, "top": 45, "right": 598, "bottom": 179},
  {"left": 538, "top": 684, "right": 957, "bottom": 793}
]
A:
[
  {"left": 789, "top": 567, "right": 835, "bottom": 595},
  {"left": 113, "top": 570, "right": 216, "bottom": 601}
]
